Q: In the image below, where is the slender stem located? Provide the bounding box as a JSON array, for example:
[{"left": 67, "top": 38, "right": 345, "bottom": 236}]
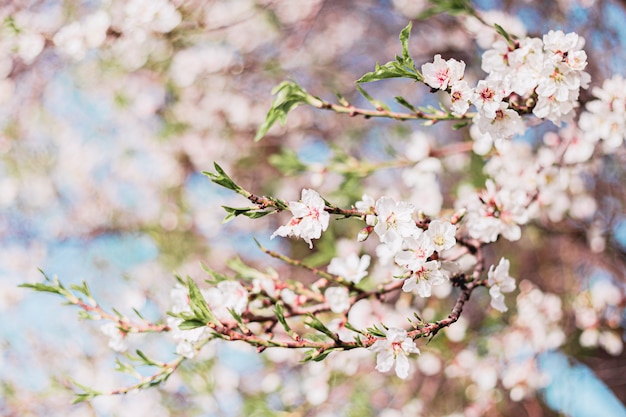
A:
[{"left": 315, "top": 99, "right": 475, "bottom": 123}]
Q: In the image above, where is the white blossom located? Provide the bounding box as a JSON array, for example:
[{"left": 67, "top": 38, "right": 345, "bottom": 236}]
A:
[
  {"left": 464, "top": 180, "right": 529, "bottom": 243},
  {"left": 402, "top": 260, "right": 446, "bottom": 297},
  {"left": 373, "top": 197, "right": 418, "bottom": 247},
  {"left": 356, "top": 194, "right": 377, "bottom": 226},
  {"left": 324, "top": 286, "right": 350, "bottom": 314},
  {"left": 327, "top": 253, "right": 371, "bottom": 284},
  {"left": 100, "top": 322, "right": 128, "bottom": 352},
  {"left": 394, "top": 232, "right": 434, "bottom": 271},
  {"left": 487, "top": 258, "right": 516, "bottom": 312},
  {"left": 271, "top": 189, "right": 330, "bottom": 248},
  {"left": 369, "top": 327, "right": 420, "bottom": 379},
  {"left": 475, "top": 102, "right": 524, "bottom": 140},
  {"left": 472, "top": 80, "right": 504, "bottom": 119},
  {"left": 450, "top": 80, "right": 473, "bottom": 115},
  {"left": 421, "top": 54, "right": 465, "bottom": 90},
  {"left": 202, "top": 280, "right": 249, "bottom": 322},
  {"left": 425, "top": 220, "right": 456, "bottom": 252}
]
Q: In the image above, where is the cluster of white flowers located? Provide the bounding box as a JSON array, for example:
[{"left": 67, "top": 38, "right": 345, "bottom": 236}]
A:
[
  {"left": 167, "top": 281, "right": 248, "bottom": 358},
  {"left": 356, "top": 195, "right": 458, "bottom": 297},
  {"left": 53, "top": 11, "right": 111, "bottom": 60},
  {"left": 579, "top": 75, "right": 626, "bottom": 150},
  {"left": 459, "top": 179, "right": 529, "bottom": 243},
  {"left": 574, "top": 278, "right": 624, "bottom": 356},
  {"left": 422, "top": 30, "right": 590, "bottom": 153},
  {"left": 478, "top": 137, "right": 597, "bottom": 225},
  {"left": 499, "top": 282, "right": 565, "bottom": 401}
]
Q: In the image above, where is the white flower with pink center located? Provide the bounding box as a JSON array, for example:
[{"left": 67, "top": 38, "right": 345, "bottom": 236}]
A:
[
  {"left": 373, "top": 197, "right": 418, "bottom": 247},
  {"left": 369, "top": 327, "right": 420, "bottom": 379},
  {"left": 271, "top": 189, "right": 330, "bottom": 248},
  {"left": 402, "top": 260, "right": 446, "bottom": 297},
  {"left": 450, "top": 80, "right": 473, "bottom": 116},
  {"left": 421, "top": 54, "right": 466, "bottom": 90},
  {"left": 394, "top": 232, "right": 435, "bottom": 271},
  {"left": 472, "top": 80, "right": 504, "bottom": 119}
]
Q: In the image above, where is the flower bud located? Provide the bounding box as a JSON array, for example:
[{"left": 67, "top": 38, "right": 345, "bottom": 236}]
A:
[{"left": 357, "top": 226, "right": 373, "bottom": 242}]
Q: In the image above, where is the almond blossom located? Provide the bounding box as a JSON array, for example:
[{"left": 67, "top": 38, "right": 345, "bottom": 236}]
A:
[
  {"left": 271, "top": 189, "right": 330, "bottom": 248},
  {"left": 202, "top": 280, "right": 249, "bottom": 322},
  {"left": 394, "top": 231, "right": 435, "bottom": 271},
  {"left": 327, "top": 253, "right": 371, "bottom": 284},
  {"left": 487, "top": 258, "right": 516, "bottom": 312},
  {"left": 425, "top": 220, "right": 457, "bottom": 252},
  {"left": 402, "top": 260, "right": 447, "bottom": 297},
  {"left": 373, "top": 196, "right": 418, "bottom": 249},
  {"left": 463, "top": 180, "right": 529, "bottom": 243},
  {"left": 324, "top": 286, "right": 350, "bottom": 314},
  {"left": 421, "top": 54, "right": 466, "bottom": 90},
  {"left": 369, "top": 327, "right": 420, "bottom": 379}
]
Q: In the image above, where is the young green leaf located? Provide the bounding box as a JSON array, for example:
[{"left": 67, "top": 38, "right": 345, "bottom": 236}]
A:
[
  {"left": 178, "top": 319, "right": 207, "bottom": 330},
  {"left": 356, "top": 22, "right": 423, "bottom": 84},
  {"left": 221, "top": 206, "right": 272, "bottom": 223},
  {"left": 203, "top": 163, "right": 248, "bottom": 196},
  {"left": 254, "top": 81, "right": 323, "bottom": 142},
  {"left": 417, "top": 0, "right": 476, "bottom": 20},
  {"left": 274, "top": 303, "right": 291, "bottom": 333},
  {"left": 494, "top": 23, "right": 517, "bottom": 48},
  {"left": 305, "top": 314, "right": 340, "bottom": 341},
  {"left": 395, "top": 96, "right": 418, "bottom": 112},
  {"left": 186, "top": 277, "right": 217, "bottom": 324},
  {"left": 356, "top": 85, "right": 390, "bottom": 111}
]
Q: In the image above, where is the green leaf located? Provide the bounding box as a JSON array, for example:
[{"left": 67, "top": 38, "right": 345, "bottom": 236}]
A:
[
  {"left": 226, "top": 257, "right": 267, "bottom": 281},
  {"left": 178, "top": 319, "right": 207, "bottom": 330},
  {"left": 365, "top": 324, "right": 388, "bottom": 338},
  {"left": 221, "top": 206, "right": 272, "bottom": 223},
  {"left": 452, "top": 121, "right": 470, "bottom": 130},
  {"left": 69, "top": 281, "right": 92, "bottom": 298},
  {"left": 132, "top": 307, "right": 145, "bottom": 320},
  {"left": 399, "top": 21, "right": 413, "bottom": 63},
  {"left": 203, "top": 162, "right": 247, "bottom": 196},
  {"left": 343, "top": 321, "right": 365, "bottom": 335},
  {"left": 135, "top": 349, "right": 160, "bottom": 366},
  {"left": 494, "top": 23, "right": 516, "bottom": 48},
  {"left": 305, "top": 314, "right": 339, "bottom": 341},
  {"left": 70, "top": 380, "right": 101, "bottom": 404},
  {"left": 303, "top": 348, "right": 333, "bottom": 362},
  {"left": 356, "top": 23, "right": 422, "bottom": 84},
  {"left": 186, "top": 277, "right": 217, "bottom": 324},
  {"left": 417, "top": 0, "right": 476, "bottom": 20},
  {"left": 274, "top": 303, "right": 292, "bottom": 334},
  {"left": 200, "top": 264, "right": 230, "bottom": 283},
  {"left": 254, "top": 81, "right": 322, "bottom": 142},
  {"left": 394, "top": 96, "right": 417, "bottom": 112},
  {"left": 356, "top": 86, "right": 390, "bottom": 111},
  {"left": 19, "top": 282, "right": 63, "bottom": 295}
]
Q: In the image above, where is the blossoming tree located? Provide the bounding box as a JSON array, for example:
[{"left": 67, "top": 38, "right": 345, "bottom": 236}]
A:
[{"left": 5, "top": 0, "right": 626, "bottom": 416}]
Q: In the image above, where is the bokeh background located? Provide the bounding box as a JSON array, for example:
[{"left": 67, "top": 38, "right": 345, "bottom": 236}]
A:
[{"left": 1, "top": 1, "right": 626, "bottom": 416}]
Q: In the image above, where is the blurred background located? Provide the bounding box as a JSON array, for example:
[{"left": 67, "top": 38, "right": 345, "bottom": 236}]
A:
[{"left": 1, "top": 1, "right": 626, "bottom": 416}]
